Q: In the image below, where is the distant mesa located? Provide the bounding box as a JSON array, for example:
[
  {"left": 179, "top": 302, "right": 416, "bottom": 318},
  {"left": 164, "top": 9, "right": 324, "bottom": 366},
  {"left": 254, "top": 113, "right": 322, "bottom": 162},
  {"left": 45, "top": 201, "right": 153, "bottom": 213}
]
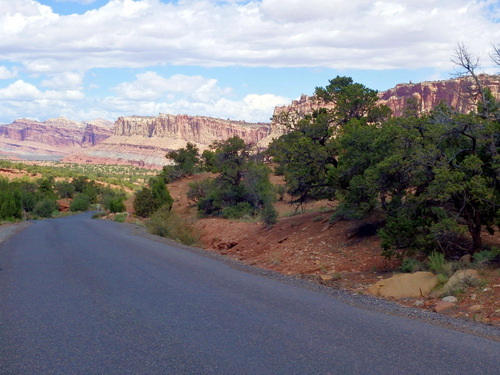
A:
[
  {"left": 0, "top": 117, "right": 113, "bottom": 162},
  {"left": 63, "top": 114, "right": 272, "bottom": 169},
  {"left": 1, "top": 75, "right": 498, "bottom": 168}
]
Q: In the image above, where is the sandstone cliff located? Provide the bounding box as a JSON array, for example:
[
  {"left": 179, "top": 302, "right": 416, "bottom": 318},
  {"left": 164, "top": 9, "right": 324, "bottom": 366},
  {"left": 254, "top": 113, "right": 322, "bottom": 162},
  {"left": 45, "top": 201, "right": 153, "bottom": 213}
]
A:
[
  {"left": 271, "top": 74, "right": 500, "bottom": 138},
  {"left": 0, "top": 118, "right": 113, "bottom": 160},
  {"left": 66, "top": 114, "right": 272, "bottom": 168},
  {"left": 114, "top": 114, "right": 270, "bottom": 144}
]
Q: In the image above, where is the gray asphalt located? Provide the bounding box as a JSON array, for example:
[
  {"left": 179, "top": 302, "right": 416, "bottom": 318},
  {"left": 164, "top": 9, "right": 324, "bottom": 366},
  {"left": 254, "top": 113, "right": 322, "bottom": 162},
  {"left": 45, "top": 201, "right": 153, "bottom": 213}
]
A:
[{"left": 0, "top": 212, "right": 499, "bottom": 375}]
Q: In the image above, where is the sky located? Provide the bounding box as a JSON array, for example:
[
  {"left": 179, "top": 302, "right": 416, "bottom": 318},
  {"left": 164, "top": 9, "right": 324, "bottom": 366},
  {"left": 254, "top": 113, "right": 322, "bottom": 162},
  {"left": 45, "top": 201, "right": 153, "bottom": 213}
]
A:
[{"left": 0, "top": 0, "right": 499, "bottom": 124}]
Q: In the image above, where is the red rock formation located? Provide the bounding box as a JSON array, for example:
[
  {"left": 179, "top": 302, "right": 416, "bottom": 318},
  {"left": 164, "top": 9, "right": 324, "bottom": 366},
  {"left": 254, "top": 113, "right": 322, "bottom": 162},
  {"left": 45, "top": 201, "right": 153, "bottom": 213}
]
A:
[
  {"left": 271, "top": 74, "right": 500, "bottom": 137},
  {"left": 114, "top": 114, "right": 271, "bottom": 145},
  {"left": 0, "top": 118, "right": 113, "bottom": 160},
  {"left": 379, "top": 74, "right": 500, "bottom": 116},
  {"left": 81, "top": 124, "right": 113, "bottom": 147},
  {"left": 66, "top": 114, "right": 272, "bottom": 168}
]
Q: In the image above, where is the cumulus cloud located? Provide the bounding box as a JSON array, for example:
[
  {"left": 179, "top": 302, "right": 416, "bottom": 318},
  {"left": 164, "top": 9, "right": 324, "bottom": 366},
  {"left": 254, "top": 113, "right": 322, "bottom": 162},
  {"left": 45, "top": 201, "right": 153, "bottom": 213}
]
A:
[
  {"left": 112, "top": 72, "right": 232, "bottom": 102},
  {"left": 0, "top": 80, "right": 43, "bottom": 100},
  {"left": 0, "top": 0, "right": 498, "bottom": 123},
  {"left": 0, "top": 66, "right": 18, "bottom": 79},
  {"left": 106, "top": 72, "right": 288, "bottom": 122},
  {"left": 54, "top": 0, "right": 97, "bottom": 4},
  {"left": 0, "top": 0, "right": 497, "bottom": 73},
  {"left": 41, "top": 72, "right": 84, "bottom": 90}
]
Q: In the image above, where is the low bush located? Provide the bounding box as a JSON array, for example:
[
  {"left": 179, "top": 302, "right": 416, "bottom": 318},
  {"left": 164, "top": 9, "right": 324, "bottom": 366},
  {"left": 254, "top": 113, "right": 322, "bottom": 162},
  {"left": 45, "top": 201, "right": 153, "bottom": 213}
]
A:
[
  {"left": 109, "top": 197, "right": 126, "bottom": 213},
  {"left": 400, "top": 258, "right": 425, "bottom": 273},
  {"left": 70, "top": 194, "right": 90, "bottom": 212},
  {"left": 147, "top": 206, "right": 199, "bottom": 246},
  {"left": 222, "top": 202, "right": 254, "bottom": 219},
  {"left": 260, "top": 201, "right": 278, "bottom": 227},
  {"left": 427, "top": 251, "right": 446, "bottom": 275},
  {"left": 473, "top": 248, "right": 500, "bottom": 267},
  {"left": 114, "top": 213, "right": 127, "bottom": 223},
  {"left": 33, "top": 198, "right": 57, "bottom": 218}
]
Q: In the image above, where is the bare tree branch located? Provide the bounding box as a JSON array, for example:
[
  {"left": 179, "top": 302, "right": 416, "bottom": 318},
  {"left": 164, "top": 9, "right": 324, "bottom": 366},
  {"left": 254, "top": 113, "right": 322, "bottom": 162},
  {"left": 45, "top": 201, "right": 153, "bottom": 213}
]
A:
[
  {"left": 451, "top": 42, "right": 481, "bottom": 77},
  {"left": 491, "top": 43, "right": 500, "bottom": 67},
  {"left": 451, "top": 42, "right": 487, "bottom": 118}
]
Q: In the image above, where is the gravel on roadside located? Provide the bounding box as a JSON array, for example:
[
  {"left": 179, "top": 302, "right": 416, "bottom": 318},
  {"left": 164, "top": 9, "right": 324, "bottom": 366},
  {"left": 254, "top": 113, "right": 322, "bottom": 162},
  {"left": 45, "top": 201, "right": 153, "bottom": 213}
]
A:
[
  {"left": 124, "top": 221, "right": 500, "bottom": 343},
  {"left": 0, "top": 222, "right": 31, "bottom": 245}
]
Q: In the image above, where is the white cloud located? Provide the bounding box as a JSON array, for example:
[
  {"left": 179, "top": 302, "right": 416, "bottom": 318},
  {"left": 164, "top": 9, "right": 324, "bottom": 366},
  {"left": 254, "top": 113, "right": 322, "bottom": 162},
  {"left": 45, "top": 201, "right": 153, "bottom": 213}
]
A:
[
  {"left": 112, "top": 72, "right": 232, "bottom": 102},
  {"left": 0, "top": 80, "right": 42, "bottom": 100},
  {"left": 41, "top": 71, "right": 83, "bottom": 89},
  {"left": 97, "top": 89, "right": 289, "bottom": 123},
  {"left": 0, "top": 0, "right": 497, "bottom": 73},
  {"left": 54, "top": 0, "right": 97, "bottom": 4},
  {"left": 0, "top": 80, "right": 85, "bottom": 122},
  {"left": 0, "top": 0, "right": 498, "bottom": 124},
  {"left": 0, "top": 66, "right": 18, "bottom": 79}
]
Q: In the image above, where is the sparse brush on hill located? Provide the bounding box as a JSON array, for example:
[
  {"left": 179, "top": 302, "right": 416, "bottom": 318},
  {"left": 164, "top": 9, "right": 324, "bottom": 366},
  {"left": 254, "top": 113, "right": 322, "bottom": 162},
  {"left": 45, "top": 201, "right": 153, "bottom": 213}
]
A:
[
  {"left": 185, "top": 136, "right": 278, "bottom": 226},
  {"left": 0, "top": 163, "right": 129, "bottom": 220},
  {"left": 133, "top": 176, "right": 173, "bottom": 217},
  {"left": 267, "top": 45, "right": 500, "bottom": 261},
  {"left": 147, "top": 205, "right": 199, "bottom": 246}
]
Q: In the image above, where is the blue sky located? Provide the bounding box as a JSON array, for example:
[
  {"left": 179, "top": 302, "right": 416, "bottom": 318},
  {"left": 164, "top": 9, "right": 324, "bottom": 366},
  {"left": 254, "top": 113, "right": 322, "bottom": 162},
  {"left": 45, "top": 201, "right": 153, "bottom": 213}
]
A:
[{"left": 0, "top": 0, "right": 499, "bottom": 124}]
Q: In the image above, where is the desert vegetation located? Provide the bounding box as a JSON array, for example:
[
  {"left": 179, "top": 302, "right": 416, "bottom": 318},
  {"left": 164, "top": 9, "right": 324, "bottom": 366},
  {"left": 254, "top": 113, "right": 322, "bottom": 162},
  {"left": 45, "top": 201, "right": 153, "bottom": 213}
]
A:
[
  {"left": 0, "top": 163, "right": 128, "bottom": 222},
  {"left": 266, "top": 45, "right": 500, "bottom": 267},
  {"left": 134, "top": 44, "right": 500, "bottom": 267}
]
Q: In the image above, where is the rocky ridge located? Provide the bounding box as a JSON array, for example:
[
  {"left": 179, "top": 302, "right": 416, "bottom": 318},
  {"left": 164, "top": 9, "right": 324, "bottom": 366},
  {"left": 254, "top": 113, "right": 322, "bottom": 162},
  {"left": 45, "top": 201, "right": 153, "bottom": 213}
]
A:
[
  {"left": 0, "top": 118, "right": 113, "bottom": 160},
  {"left": 270, "top": 74, "right": 500, "bottom": 138},
  {"left": 65, "top": 114, "right": 271, "bottom": 168}
]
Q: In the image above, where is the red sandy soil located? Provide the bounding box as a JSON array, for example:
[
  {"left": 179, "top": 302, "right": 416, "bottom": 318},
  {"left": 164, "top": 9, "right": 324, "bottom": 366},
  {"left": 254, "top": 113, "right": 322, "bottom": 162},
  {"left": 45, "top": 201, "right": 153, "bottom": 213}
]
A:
[{"left": 166, "top": 173, "right": 500, "bottom": 327}]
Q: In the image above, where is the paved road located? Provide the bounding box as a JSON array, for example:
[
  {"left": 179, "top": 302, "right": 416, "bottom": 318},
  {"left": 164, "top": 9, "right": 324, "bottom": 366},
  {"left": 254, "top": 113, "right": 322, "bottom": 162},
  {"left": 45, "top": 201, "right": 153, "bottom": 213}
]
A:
[{"left": 0, "top": 213, "right": 499, "bottom": 374}]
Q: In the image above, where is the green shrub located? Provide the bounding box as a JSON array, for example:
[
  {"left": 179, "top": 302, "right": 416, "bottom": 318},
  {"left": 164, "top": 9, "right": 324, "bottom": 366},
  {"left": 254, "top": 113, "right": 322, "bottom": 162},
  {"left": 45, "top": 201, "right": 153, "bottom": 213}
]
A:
[
  {"left": 92, "top": 212, "right": 107, "bottom": 219},
  {"left": 109, "top": 197, "right": 126, "bottom": 213},
  {"left": 427, "top": 251, "right": 446, "bottom": 275},
  {"left": 134, "top": 178, "right": 173, "bottom": 218},
  {"left": 222, "top": 202, "right": 254, "bottom": 219},
  {"left": 33, "top": 198, "right": 57, "bottom": 218},
  {"left": 187, "top": 178, "right": 214, "bottom": 205},
  {"left": 401, "top": 258, "right": 425, "bottom": 273},
  {"left": 55, "top": 181, "right": 75, "bottom": 199},
  {"left": 134, "top": 187, "right": 156, "bottom": 217},
  {"left": 0, "top": 191, "right": 22, "bottom": 220},
  {"left": 114, "top": 213, "right": 127, "bottom": 223},
  {"left": 260, "top": 202, "right": 278, "bottom": 227},
  {"left": 70, "top": 194, "right": 90, "bottom": 212},
  {"left": 473, "top": 248, "right": 500, "bottom": 267},
  {"left": 147, "top": 206, "right": 199, "bottom": 246}
]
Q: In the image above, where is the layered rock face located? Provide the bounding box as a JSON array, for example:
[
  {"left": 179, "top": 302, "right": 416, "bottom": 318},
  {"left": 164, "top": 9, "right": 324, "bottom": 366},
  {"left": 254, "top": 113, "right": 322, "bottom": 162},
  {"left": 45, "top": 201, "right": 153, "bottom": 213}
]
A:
[
  {"left": 379, "top": 74, "right": 500, "bottom": 116},
  {"left": 67, "top": 114, "right": 272, "bottom": 168},
  {"left": 114, "top": 114, "right": 271, "bottom": 144},
  {"left": 0, "top": 118, "right": 113, "bottom": 160},
  {"left": 271, "top": 75, "right": 500, "bottom": 137}
]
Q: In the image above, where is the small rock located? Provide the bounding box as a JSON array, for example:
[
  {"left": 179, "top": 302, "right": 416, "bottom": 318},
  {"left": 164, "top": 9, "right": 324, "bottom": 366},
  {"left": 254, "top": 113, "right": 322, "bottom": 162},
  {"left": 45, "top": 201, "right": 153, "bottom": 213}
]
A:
[
  {"left": 442, "top": 269, "right": 479, "bottom": 294},
  {"left": 483, "top": 288, "right": 491, "bottom": 292},
  {"left": 460, "top": 254, "right": 472, "bottom": 263},
  {"left": 414, "top": 300, "right": 424, "bottom": 307},
  {"left": 442, "top": 296, "right": 458, "bottom": 303},
  {"left": 366, "top": 272, "right": 438, "bottom": 298},
  {"left": 468, "top": 304, "right": 483, "bottom": 312},
  {"left": 470, "top": 293, "right": 477, "bottom": 301},
  {"left": 319, "top": 274, "right": 334, "bottom": 281},
  {"left": 435, "top": 301, "right": 456, "bottom": 313}
]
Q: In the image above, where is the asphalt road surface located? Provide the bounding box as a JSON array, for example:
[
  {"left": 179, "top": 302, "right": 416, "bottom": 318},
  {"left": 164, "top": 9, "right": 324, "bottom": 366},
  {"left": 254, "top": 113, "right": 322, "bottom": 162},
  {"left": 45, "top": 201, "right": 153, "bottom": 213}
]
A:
[{"left": 1, "top": 213, "right": 499, "bottom": 374}]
